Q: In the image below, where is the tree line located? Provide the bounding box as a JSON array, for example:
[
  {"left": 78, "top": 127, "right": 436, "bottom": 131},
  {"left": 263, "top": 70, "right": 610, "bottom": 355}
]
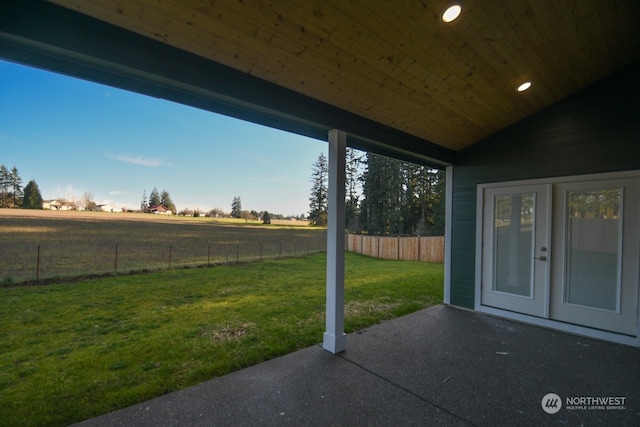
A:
[
  {"left": 0, "top": 163, "right": 301, "bottom": 219},
  {"left": 309, "top": 150, "right": 446, "bottom": 236},
  {"left": 0, "top": 164, "right": 43, "bottom": 209}
]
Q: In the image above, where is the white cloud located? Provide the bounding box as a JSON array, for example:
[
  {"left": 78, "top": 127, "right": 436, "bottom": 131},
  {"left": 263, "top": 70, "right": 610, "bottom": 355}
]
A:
[
  {"left": 109, "top": 190, "right": 127, "bottom": 196},
  {"left": 106, "top": 152, "right": 166, "bottom": 167}
]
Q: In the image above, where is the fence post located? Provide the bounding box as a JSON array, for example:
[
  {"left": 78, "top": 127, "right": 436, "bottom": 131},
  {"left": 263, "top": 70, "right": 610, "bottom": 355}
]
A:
[{"left": 36, "top": 241, "right": 41, "bottom": 281}]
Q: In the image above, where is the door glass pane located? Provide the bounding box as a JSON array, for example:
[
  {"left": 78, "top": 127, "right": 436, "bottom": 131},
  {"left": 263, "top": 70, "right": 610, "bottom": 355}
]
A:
[
  {"left": 493, "top": 193, "right": 535, "bottom": 297},
  {"left": 565, "top": 189, "right": 621, "bottom": 311}
]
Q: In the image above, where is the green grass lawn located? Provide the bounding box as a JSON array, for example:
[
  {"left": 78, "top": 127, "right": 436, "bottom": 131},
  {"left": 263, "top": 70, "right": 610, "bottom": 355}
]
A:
[{"left": 0, "top": 252, "right": 443, "bottom": 426}]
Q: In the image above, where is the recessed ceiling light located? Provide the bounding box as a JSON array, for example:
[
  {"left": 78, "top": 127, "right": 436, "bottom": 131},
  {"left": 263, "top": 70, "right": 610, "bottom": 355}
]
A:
[
  {"left": 441, "top": 3, "right": 462, "bottom": 23},
  {"left": 517, "top": 81, "right": 532, "bottom": 92}
]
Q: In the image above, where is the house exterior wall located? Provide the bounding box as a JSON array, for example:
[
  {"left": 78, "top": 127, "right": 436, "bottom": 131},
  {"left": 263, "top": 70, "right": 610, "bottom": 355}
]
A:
[{"left": 449, "top": 62, "right": 640, "bottom": 309}]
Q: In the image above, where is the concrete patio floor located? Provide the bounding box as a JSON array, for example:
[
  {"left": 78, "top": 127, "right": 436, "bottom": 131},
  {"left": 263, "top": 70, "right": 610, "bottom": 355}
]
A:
[{"left": 74, "top": 305, "right": 640, "bottom": 426}]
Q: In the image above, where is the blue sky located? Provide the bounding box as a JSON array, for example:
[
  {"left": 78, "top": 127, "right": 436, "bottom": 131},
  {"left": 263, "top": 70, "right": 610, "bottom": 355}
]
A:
[{"left": 0, "top": 60, "right": 328, "bottom": 216}]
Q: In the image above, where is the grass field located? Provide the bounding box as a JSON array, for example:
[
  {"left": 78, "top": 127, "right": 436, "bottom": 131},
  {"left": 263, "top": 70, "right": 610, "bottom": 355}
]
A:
[
  {"left": 0, "top": 252, "right": 444, "bottom": 426},
  {"left": 0, "top": 209, "right": 326, "bottom": 284}
]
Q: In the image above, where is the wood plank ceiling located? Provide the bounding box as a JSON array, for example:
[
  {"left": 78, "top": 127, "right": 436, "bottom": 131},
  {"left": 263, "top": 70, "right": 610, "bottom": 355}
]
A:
[{"left": 48, "top": 0, "right": 640, "bottom": 152}]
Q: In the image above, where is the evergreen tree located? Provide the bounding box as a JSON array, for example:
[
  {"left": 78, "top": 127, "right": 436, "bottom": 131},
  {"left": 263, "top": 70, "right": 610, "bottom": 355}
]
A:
[
  {"left": 308, "top": 149, "right": 445, "bottom": 235},
  {"left": 358, "top": 154, "right": 447, "bottom": 236},
  {"left": 160, "top": 190, "right": 176, "bottom": 213},
  {"left": 345, "top": 148, "right": 362, "bottom": 232},
  {"left": 430, "top": 170, "right": 446, "bottom": 235},
  {"left": 308, "top": 152, "right": 328, "bottom": 226},
  {"left": 262, "top": 211, "right": 271, "bottom": 224},
  {"left": 231, "top": 196, "right": 242, "bottom": 218},
  {"left": 0, "top": 164, "right": 9, "bottom": 208},
  {"left": 10, "top": 166, "right": 23, "bottom": 208},
  {"left": 140, "top": 189, "right": 148, "bottom": 213},
  {"left": 359, "top": 153, "right": 404, "bottom": 235},
  {"left": 148, "top": 187, "right": 161, "bottom": 208},
  {"left": 387, "top": 160, "right": 405, "bottom": 234},
  {"left": 402, "top": 162, "right": 420, "bottom": 234},
  {"left": 403, "top": 165, "right": 445, "bottom": 236},
  {"left": 0, "top": 165, "right": 23, "bottom": 208},
  {"left": 22, "top": 179, "right": 43, "bottom": 209}
]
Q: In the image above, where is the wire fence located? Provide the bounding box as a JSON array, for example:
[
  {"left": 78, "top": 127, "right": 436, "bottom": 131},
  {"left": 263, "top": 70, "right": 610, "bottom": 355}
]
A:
[
  {"left": 2, "top": 237, "right": 327, "bottom": 285},
  {"left": 2, "top": 227, "right": 445, "bottom": 287}
]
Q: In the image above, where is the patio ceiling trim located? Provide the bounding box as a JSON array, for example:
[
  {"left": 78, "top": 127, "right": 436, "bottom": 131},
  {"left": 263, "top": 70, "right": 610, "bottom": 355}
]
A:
[{"left": 0, "top": 0, "right": 456, "bottom": 168}]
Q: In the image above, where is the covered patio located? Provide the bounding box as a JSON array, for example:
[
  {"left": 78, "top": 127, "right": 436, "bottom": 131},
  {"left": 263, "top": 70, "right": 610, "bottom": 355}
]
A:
[
  {"left": 2, "top": 1, "right": 639, "bottom": 349},
  {"left": 74, "top": 304, "right": 640, "bottom": 426},
  {"left": 2, "top": 1, "right": 640, "bottom": 424}
]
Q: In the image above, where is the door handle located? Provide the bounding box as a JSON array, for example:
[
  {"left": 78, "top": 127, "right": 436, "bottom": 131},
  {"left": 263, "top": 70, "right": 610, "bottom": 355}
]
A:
[{"left": 535, "top": 256, "right": 547, "bottom": 261}]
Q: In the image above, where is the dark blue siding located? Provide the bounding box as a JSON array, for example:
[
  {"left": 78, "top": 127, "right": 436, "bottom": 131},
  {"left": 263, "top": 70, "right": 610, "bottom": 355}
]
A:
[{"left": 450, "top": 62, "right": 640, "bottom": 309}]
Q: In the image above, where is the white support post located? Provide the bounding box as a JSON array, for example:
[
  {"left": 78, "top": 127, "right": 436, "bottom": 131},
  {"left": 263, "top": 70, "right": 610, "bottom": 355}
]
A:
[
  {"left": 323, "top": 129, "right": 347, "bottom": 354},
  {"left": 444, "top": 166, "right": 453, "bottom": 305}
]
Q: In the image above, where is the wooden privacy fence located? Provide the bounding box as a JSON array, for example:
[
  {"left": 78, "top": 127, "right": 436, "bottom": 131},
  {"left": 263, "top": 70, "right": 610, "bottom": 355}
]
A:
[{"left": 346, "top": 234, "right": 445, "bottom": 263}]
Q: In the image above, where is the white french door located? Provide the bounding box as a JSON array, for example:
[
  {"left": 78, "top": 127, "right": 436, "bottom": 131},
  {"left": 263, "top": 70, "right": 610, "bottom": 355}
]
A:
[
  {"left": 550, "top": 179, "right": 639, "bottom": 336},
  {"left": 481, "top": 185, "right": 550, "bottom": 317},
  {"left": 479, "top": 175, "right": 639, "bottom": 337}
]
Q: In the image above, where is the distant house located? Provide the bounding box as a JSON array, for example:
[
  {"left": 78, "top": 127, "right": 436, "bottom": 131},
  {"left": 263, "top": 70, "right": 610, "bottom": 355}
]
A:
[
  {"left": 60, "top": 200, "right": 78, "bottom": 211},
  {"left": 149, "top": 204, "right": 171, "bottom": 215},
  {"left": 42, "top": 200, "right": 57, "bottom": 210},
  {"left": 96, "top": 204, "right": 122, "bottom": 213},
  {"left": 43, "top": 199, "right": 78, "bottom": 211}
]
